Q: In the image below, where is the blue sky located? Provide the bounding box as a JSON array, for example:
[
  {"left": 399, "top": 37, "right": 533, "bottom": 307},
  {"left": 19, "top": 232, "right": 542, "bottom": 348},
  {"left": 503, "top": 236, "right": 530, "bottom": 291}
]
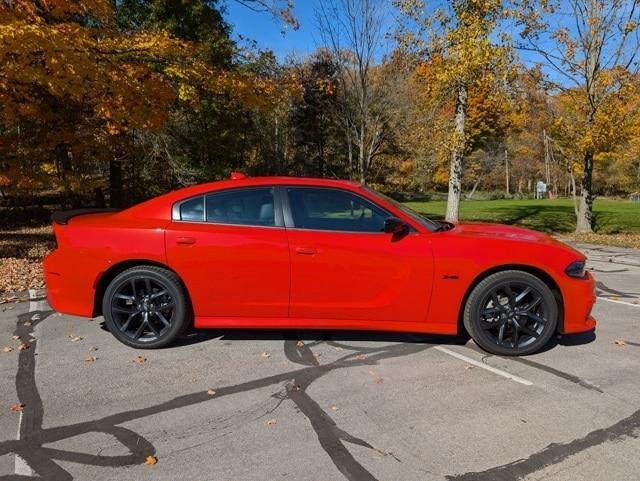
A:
[{"left": 223, "top": 1, "right": 320, "bottom": 60}]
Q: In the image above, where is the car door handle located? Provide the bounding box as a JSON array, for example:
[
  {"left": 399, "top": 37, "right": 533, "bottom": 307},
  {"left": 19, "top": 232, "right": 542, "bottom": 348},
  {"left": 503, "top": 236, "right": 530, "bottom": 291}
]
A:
[
  {"left": 295, "top": 247, "right": 317, "bottom": 256},
  {"left": 176, "top": 236, "right": 196, "bottom": 245}
]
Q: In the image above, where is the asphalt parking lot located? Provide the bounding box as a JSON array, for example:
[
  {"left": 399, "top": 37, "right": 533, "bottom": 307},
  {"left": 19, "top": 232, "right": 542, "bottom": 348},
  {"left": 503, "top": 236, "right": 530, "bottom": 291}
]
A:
[{"left": 1, "top": 242, "right": 639, "bottom": 481}]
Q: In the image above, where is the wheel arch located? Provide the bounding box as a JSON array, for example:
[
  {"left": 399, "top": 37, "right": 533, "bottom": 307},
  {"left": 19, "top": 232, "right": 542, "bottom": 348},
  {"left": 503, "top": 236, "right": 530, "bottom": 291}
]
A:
[
  {"left": 457, "top": 264, "right": 565, "bottom": 335},
  {"left": 92, "top": 259, "right": 193, "bottom": 318}
]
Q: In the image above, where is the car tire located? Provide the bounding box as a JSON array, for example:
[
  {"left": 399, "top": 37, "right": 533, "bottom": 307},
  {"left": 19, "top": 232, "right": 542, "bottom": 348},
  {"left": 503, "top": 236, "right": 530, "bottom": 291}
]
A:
[
  {"left": 463, "top": 270, "right": 558, "bottom": 356},
  {"left": 102, "top": 266, "right": 189, "bottom": 349}
]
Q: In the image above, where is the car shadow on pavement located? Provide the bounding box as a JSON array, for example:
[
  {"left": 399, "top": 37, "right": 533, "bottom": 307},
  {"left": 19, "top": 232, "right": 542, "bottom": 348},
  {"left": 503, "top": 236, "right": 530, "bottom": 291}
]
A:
[
  {"left": 98, "top": 320, "right": 596, "bottom": 353},
  {"left": 98, "top": 319, "right": 470, "bottom": 348}
]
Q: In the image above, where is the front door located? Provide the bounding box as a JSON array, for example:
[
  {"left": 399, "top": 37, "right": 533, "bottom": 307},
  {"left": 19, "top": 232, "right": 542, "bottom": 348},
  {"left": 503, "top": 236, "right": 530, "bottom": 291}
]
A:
[{"left": 284, "top": 186, "right": 434, "bottom": 322}]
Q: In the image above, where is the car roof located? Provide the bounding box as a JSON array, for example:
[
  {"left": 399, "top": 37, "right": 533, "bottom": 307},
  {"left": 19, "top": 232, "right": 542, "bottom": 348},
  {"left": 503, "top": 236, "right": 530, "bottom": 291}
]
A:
[
  {"left": 171, "top": 176, "right": 363, "bottom": 199},
  {"left": 122, "top": 176, "right": 364, "bottom": 220}
]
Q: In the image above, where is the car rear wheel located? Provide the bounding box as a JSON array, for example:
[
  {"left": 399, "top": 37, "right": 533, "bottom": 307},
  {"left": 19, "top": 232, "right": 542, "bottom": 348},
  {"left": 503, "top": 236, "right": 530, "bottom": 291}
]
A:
[
  {"left": 102, "top": 266, "right": 188, "bottom": 349},
  {"left": 463, "top": 270, "right": 558, "bottom": 356}
]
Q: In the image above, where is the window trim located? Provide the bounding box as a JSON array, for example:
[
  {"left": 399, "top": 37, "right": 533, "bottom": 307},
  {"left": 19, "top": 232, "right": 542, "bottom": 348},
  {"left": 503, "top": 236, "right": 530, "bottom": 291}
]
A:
[
  {"left": 280, "top": 185, "right": 395, "bottom": 234},
  {"left": 171, "top": 186, "right": 284, "bottom": 228}
]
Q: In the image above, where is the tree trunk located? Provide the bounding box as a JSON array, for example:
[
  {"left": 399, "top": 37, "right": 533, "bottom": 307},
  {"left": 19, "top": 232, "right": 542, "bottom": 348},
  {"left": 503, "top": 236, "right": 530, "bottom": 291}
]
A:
[
  {"left": 445, "top": 83, "right": 467, "bottom": 222},
  {"left": 467, "top": 179, "right": 480, "bottom": 200},
  {"left": 576, "top": 150, "right": 594, "bottom": 233},
  {"left": 109, "top": 159, "right": 124, "bottom": 208},
  {"left": 358, "top": 118, "right": 366, "bottom": 184},
  {"left": 504, "top": 149, "right": 509, "bottom": 195}
]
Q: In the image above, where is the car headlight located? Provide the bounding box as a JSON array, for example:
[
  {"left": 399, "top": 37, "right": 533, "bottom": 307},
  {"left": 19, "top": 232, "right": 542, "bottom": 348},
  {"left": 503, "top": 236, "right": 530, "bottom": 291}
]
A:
[{"left": 565, "top": 260, "right": 587, "bottom": 279}]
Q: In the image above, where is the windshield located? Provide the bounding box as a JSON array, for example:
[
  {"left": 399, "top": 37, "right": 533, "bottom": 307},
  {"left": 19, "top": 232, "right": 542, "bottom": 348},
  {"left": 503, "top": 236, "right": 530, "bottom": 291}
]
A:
[{"left": 362, "top": 186, "right": 440, "bottom": 232}]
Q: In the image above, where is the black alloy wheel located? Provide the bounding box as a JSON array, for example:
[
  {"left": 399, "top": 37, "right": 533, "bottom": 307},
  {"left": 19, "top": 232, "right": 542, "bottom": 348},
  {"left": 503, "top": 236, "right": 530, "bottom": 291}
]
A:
[
  {"left": 464, "top": 270, "right": 558, "bottom": 356},
  {"left": 103, "top": 266, "right": 188, "bottom": 349}
]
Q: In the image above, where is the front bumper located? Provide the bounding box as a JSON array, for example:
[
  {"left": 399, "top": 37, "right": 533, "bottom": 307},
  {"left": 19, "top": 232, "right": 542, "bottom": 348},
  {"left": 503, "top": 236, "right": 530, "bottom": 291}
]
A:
[{"left": 560, "top": 272, "right": 597, "bottom": 334}]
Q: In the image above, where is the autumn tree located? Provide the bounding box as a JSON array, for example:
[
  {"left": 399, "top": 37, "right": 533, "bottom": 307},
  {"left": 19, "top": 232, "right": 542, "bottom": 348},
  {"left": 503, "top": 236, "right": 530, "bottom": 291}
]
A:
[
  {"left": 0, "top": 0, "right": 291, "bottom": 206},
  {"left": 395, "top": 0, "right": 512, "bottom": 221},
  {"left": 514, "top": 0, "right": 640, "bottom": 232}
]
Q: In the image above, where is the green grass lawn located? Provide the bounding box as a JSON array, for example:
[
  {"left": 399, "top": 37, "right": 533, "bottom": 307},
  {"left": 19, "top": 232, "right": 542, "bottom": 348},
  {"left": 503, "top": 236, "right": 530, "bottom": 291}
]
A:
[{"left": 403, "top": 198, "right": 640, "bottom": 234}]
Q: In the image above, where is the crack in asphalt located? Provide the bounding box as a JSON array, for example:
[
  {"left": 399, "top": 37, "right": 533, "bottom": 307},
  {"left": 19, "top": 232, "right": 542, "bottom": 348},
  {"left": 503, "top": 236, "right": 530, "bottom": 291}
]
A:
[
  {"left": 595, "top": 281, "right": 640, "bottom": 298},
  {"left": 445, "top": 407, "right": 640, "bottom": 481}
]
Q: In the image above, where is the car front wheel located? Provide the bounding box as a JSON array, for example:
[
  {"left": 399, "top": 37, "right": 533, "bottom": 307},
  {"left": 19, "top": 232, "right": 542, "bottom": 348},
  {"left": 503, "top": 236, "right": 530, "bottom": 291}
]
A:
[
  {"left": 102, "top": 266, "right": 189, "bottom": 349},
  {"left": 463, "top": 270, "right": 558, "bottom": 356}
]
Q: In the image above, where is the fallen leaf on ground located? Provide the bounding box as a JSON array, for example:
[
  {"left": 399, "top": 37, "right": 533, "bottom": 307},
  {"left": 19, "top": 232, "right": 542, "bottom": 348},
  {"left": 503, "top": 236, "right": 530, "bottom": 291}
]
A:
[
  {"left": 464, "top": 365, "right": 474, "bottom": 370},
  {"left": 313, "top": 352, "right": 321, "bottom": 358},
  {"left": 296, "top": 340, "right": 305, "bottom": 347},
  {"left": 3, "top": 346, "right": 13, "bottom": 353},
  {"left": 355, "top": 354, "right": 366, "bottom": 360},
  {"left": 207, "top": 389, "right": 216, "bottom": 396},
  {"left": 614, "top": 339, "right": 626, "bottom": 347},
  {"left": 144, "top": 455, "right": 157, "bottom": 465},
  {"left": 134, "top": 356, "right": 147, "bottom": 364},
  {"left": 374, "top": 377, "right": 384, "bottom": 384},
  {"left": 334, "top": 346, "right": 343, "bottom": 351},
  {"left": 261, "top": 352, "right": 271, "bottom": 358},
  {"left": 18, "top": 342, "right": 29, "bottom": 351},
  {"left": 10, "top": 403, "right": 24, "bottom": 412},
  {"left": 12, "top": 335, "right": 20, "bottom": 340},
  {"left": 23, "top": 321, "right": 32, "bottom": 326},
  {"left": 89, "top": 346, "right": 98, "bottom": 352},
  {"left": 85, "top": 356, "right": 97, "bottom": 363},
  {"left": 68, "top": 335, "right": 83, "bottom": 342},
  {"left": 266, "top": 418, "right": 277, "bottom": 425},
  {"left": 331, "top": 405, "right": 339, "bottom": 411}
]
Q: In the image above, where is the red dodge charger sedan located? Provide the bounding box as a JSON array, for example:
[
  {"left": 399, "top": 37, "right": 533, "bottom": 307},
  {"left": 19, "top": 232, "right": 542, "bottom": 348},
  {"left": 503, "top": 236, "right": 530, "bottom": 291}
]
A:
[{"left": 43, "top": 175, "right": 596, "bottom": 355}]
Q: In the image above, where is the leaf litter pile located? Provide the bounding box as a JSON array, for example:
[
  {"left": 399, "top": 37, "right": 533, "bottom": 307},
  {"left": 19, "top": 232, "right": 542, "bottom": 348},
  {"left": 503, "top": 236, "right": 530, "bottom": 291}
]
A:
[{"left": 0, "top": 225, "right": 54, "bottom": 295}]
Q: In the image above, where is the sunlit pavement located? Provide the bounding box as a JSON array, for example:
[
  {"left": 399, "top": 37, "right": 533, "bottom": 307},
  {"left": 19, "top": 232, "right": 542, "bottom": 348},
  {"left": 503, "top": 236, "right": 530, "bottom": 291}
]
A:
[{"left": 1, "top": 243, "right": 639, "bottom": 481}]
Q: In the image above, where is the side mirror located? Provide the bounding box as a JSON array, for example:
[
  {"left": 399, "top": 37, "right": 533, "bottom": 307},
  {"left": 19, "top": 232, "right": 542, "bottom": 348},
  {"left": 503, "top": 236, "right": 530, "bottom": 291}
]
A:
[{"left": 384, "top": 217, "right": 409, "bottom": 235}]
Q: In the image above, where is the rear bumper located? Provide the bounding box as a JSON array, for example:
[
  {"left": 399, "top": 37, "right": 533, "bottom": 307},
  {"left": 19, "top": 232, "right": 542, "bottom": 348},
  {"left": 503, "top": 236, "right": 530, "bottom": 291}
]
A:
[
  {"left": 43, "top": 249, "right": 102, "bottom": 318},
  {"left": 560, "top": 272, "right": 597, "bottom": 334}
]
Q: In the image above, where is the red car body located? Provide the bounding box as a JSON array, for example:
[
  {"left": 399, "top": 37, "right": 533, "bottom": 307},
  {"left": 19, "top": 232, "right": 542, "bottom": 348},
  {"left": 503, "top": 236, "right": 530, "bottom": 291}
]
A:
[{"left": 43, "top": 176, "right": 596, "bottom": 338}]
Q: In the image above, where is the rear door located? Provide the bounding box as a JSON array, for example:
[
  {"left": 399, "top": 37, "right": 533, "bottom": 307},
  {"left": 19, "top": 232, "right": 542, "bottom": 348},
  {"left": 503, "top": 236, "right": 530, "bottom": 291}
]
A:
[
  {"left": 165, "top": 186, "right": 290, "bottom": 318},
  {"left": 283, "top": 186, "right": 434, "bottom": 323}
]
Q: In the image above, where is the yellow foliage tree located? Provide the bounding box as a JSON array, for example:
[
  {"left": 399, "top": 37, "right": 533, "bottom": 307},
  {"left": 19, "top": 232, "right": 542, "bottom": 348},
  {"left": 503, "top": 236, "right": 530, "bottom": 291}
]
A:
[
  {"left": 395, "top": 0, "right": 513, "bottom": 221},
  {"left": 0, "top": 0, "right": 293, "bottom": 204}
]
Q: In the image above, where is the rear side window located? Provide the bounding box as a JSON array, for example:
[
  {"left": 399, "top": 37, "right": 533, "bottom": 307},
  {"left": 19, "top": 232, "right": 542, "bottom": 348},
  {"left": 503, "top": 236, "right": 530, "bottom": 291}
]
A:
[
  {"left": 206, "top": 188, "right": 275, "bottom": 226},
  {"left": 179, "top": 196, "right": 204, "bottom": 221},
  {"left": 287, "top": 187, "right": 389, "bottom": 232}
]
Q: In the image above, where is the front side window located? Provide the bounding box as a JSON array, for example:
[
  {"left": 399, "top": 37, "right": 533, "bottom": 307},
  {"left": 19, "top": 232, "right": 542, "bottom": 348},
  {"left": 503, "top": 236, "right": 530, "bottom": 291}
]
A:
[
  {"left": 287, "top": 187, "right": 389, "bottom": 232},
  {"left": 206, "top": 187, "right": 275, "bottom": 226}
]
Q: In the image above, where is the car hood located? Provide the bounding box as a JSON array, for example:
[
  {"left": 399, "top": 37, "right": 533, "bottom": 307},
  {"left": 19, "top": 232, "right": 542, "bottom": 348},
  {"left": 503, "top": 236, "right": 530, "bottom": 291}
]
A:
[{"left": 449, "top": 222, "right": 583, "bottom": 255}]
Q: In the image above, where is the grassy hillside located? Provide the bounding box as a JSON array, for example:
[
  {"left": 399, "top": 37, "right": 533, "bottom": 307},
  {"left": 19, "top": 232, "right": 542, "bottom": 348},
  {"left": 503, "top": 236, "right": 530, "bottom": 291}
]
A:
[{"left": 403, "top": 198, "right": 640, "bottom": 233}]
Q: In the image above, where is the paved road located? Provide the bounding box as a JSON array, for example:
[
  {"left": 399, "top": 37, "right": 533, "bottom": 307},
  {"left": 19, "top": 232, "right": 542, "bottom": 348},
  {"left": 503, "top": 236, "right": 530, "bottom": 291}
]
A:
[{"left": 1, "top": 243, "right": 639, "bottom": 481}]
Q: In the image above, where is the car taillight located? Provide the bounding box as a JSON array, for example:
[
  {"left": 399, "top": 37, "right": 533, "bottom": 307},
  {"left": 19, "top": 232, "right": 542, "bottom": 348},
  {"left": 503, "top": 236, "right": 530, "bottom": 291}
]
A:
[{"left": 565, "top": 260, "right": 587, "bottom": 279}]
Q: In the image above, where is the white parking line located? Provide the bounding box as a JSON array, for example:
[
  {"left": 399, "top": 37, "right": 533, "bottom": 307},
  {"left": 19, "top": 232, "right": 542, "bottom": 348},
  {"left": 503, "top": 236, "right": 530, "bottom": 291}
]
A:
[
  {"left": 434, "top": 346, "right": 534, "bottom": 386},
  {"left": 597, "top": 296, "right": 640, "bottom": 308},
  {"left": 14, "top": 411, "right": 31, "bottom": 476}
]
